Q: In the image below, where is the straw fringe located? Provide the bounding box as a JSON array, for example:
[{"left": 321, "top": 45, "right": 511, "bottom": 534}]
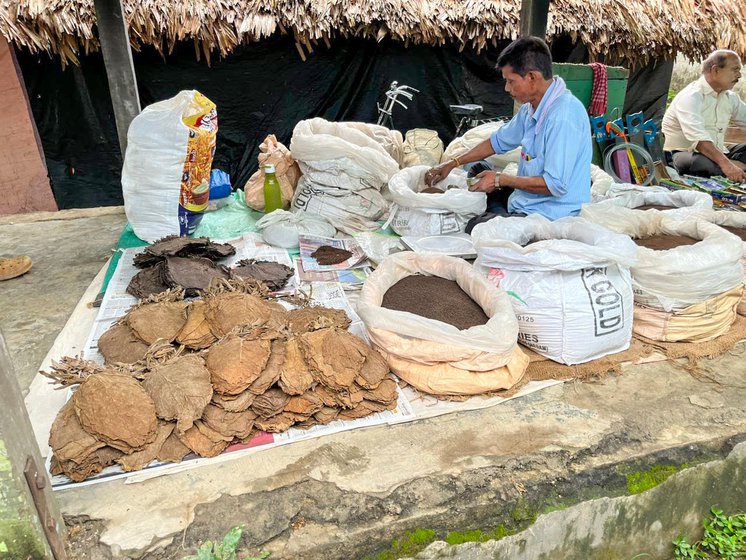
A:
[{"left": 1, "top": 0, "right": 744, "bottom": 66}]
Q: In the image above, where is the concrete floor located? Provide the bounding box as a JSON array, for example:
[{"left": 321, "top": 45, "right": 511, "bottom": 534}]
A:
[
  {"left": 3, "top": 209, "right": 745, "bottom": 559},
  {"left": 0, "top": 207, "right": 126, "bottom": 392}
]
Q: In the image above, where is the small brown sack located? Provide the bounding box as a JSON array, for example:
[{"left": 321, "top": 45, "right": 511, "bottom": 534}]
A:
[{"left": 244, "top": 135, "right": 301, "bottom": 211}]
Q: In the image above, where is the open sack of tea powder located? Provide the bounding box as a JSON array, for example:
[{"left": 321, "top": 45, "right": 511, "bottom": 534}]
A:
[
  {"left": 472, "top": 215, "right": 637, "bottom": 365},
  {"left": 580, "top": 189, "right": 713, "bottom": 232},
  {"left": 357, "top": 252, "right": 528, "bottom": 396},
  {"left": 383, "top": 166, "right": 486, "bottom": 236}
]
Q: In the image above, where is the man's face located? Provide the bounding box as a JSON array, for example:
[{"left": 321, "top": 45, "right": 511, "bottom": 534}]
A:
[
  {"left": 712, "top": 55, "right": 742, "bottom": 91},
  {"left": 501, "top": 65, "right": 535, "bottom": 103}
]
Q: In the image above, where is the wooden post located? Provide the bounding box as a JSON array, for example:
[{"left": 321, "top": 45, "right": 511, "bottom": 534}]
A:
[
  {"left": 0, "top": 332, "right": 67, "bottom": 559},
  {"left": 92, "top": 0, "right": 141, "bottom": 156},
  {"left": 519, "top": 0, "right": 551, "bottom": 38}
]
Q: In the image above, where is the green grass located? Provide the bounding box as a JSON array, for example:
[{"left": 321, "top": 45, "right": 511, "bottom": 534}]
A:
[{"left": 373, "top": 528, "right": 437, "bottom": 560}]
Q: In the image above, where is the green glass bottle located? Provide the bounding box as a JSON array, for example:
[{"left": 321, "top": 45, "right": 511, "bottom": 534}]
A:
[{"left": 263, "top": 163, "right": 283, "bottom": 213}]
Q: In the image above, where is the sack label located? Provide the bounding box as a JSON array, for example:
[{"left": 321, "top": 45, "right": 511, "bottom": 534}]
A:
[{"left": 580, "top": 267, "right": 625, "bottom": 337}]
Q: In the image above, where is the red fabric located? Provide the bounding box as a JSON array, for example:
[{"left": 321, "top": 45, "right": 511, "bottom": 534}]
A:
[{"left": 589, "top": 62, "right": 608, "bottom": 116}]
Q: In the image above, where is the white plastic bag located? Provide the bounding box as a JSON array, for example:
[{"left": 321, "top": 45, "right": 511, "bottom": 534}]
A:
[
  {"left": 122, "top": 91, "right": 218, "bottom": 242},
  {"left": 472, "top": 215, "right": 637, "bottom": 364},
  {"left": 581, "top": 189, "right": 713, "bottom": 234},
  {"left": 255, "top": 209, "right": 336, "bottom": 249},
  {"left": 383, "top": 166, "right": 486, "bottom": 236}
]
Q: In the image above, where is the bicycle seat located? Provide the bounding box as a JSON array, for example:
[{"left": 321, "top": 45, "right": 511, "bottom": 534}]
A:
[{"left": 449, "top": 104, "right": 483, "bottom": 116}]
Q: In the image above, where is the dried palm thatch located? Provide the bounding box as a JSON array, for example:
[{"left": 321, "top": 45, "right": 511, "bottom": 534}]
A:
[{"left": 1, "top": 0, "right": 744, "bottom": 67}]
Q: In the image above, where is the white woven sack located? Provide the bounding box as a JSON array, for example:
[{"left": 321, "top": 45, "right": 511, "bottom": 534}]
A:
[
  {"left": 383, "top": 166, "right": 486, "bottom": 236},
  {"left": 442, "top": 122, "right": 521, "bottom": 170},
  {"left": 472, "top": 215, "right": 637, "bottom": 365},
  {"left": 401, "top": 129, "right": 444, "bottom": 168},
  {"left": 581, "top": 189, "right": 713, "bottom": 234}
]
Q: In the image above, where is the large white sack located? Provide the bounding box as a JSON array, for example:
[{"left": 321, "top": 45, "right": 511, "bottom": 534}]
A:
[
  {"left": 290, "top": 118, "right": 400, "bottom": 188},
  {"left": 673, "top": 210, "right": 746, "bottom": 316},
  {"left": 442, "top": 122, "right": 521, "bottom": 170},
  {"left": 358, "top": 253, "right": 519, "bottom": 358},
  {"left": 581, "top": 189, "right": 713, "bottom": 234},
  {"left": 344, "top": 121, "right": 404, "bottom": 166},
  {"left": 625, "top": 217, "right": 743, "bottom": 312},
  {"left": 472, "top": 215, "right": 637, "bottom": 365},
  {"left": 383, "top": 166, "right": 486, "bottom": 236},
  {"left": 401, "top": 129, "right": 444, "bottom": 168},
  {"left": 291, "top": 177, "right": 388, "bottom": 234},
  {"left": 122, "top": 90, "right": 218, "bottom": 242}
]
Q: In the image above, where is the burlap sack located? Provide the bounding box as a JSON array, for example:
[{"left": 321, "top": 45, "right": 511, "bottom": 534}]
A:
[
  {"left": 244, "top": 135, "right": 301, "bottom": 211},
  {"left": 357, "top": 253, "right": 528, "bottom": 396},
  {"left": 633, "top": 285, "right": 743, "bottom": 342},
  {"left": 401, "top": 129, "right": 444, "bottom": 168}
]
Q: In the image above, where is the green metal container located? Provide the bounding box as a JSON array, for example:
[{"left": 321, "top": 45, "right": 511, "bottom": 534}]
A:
[{"left": 552, "top": 63, "right": 630, "bottom": 165}]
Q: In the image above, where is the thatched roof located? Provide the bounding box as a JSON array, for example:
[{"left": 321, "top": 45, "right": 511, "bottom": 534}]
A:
[{"left": 2, "top": 0, "right": 745, "bottom": 67}]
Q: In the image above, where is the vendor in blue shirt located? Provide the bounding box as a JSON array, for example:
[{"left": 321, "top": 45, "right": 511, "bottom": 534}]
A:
[{"left": 426, "top": 37, "right": 592, "bottom": 227}]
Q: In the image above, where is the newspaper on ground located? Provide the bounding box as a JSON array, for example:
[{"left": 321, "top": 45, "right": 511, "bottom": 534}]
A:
[
  {"left": 298, "top": 234, "right": 369, "bottom": 272},
  {"left": 294, "top": 257, "right": 371, "bottom": 288}
]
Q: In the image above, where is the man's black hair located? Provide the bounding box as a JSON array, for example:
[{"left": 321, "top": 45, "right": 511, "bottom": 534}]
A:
[{"left": 496, "top": 37, "right": 553, "bottom": 80}]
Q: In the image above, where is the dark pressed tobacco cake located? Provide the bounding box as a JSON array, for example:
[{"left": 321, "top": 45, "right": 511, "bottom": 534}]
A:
[
  {"left": 311, "top": 245, "right": 353, "bottom": 265},
  {"left": 722, "top": 225, "right": 746, "bottom": 242},
  {"left": 634, "top": 234, "right": 699, "bottom": 250},
  {"left": 381, "top": 275, "right": 489, "bottom": 330}
]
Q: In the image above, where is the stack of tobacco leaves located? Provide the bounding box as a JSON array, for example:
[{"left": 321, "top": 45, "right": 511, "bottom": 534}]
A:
[
  {"left": 46, "top": 285, "right": 397, "bottom": 482},
  {"left": 128, "top": 236, "right": 236, "bottom": 299}
]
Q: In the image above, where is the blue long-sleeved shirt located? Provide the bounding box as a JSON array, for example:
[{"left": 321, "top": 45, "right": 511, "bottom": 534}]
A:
[{"left": 489, "top": 78, "right": 592, "bottom": 220}]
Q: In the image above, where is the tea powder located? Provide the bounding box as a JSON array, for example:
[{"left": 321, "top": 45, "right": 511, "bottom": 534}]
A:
[
  {"left": 381, "top": 275, "right": 489, "bottom": 330},
  {"left": 634, "top": 234, "right": 699, "bottom": 250}
]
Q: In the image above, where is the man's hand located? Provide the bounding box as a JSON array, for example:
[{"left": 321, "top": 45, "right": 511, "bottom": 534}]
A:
[
  {"left": 424, "top": 160, "right": 457, "bottom": 186},
  {"left": 723, "top": 161, "right": 746, "bottom": 183},
  {"left": 469, "top": 171, "right": 498, "bottom": 193}
]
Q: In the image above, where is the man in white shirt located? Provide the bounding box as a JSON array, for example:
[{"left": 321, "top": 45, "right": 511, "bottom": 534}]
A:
[{"left": 663, "top": 50, "right": 746, "bottom": 183}]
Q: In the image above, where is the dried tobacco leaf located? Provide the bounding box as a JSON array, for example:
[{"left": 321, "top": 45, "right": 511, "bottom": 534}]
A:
[
  {"left": 157, "top": 432, "right": 191, "bottom": 463},
  {"left": 232, "top": 260, "right": 294, "bottom": 291},
  {"left": 52, "top": 446, "right": 123, "bottom": 482},
  {"left": 251, "top": 388, "right": 291, "bottom": 418},
  {"left": 310, "top": 385, "right": 338, "bottom": 408},
  {"left": 283, "top": 391, "right": 323, "bottom": 416},
  {"left": 338, "top": 399, "right": 397, "bottom": 420},
  {"left": 178, "top": 421, "right": 231, "bottom": 458},
  {"left": 49, "top": 400, "right": 105, "bottom": 463},
  {"left": 117, "top": 422, "right": 175, "bottom": 472},
  {"left": 248, "top": 340, "right": 286, "bottom": 395},
  {"left": 97, "top": 324, "right": 150, "bottom": 365},
  {"left": 204, "top": 292, "right": 273, "bottom": 337},
  {"left": 332, "top": 384, "right": 365, "bottom": 410},
  {"left": 206, "top": 336, "right": 272, "bottom": 395},
  {"left": 278, "top": 338, "right": 315, "bottom": 395},
  {"left": 126, "top": 301, "right": 189, "bottom": 345},
  {"left": 355, "top": 346, "right": 390, "bottom": 390},
  {"left": 127, "top": 262, "right": 171, "bottom": 299},
  {"left": 285, "top": 307, "right": 350, "bottom": 335},
  {"left": 211, "top": 389, "right": 256, "bottom": 412},
  {"left": 72, "top": 372, "right": 158, "bottom": 453},
  {"left": 314, "top": 406, "right": 340, "bottom": 425},
  {"left": 361, "top": 378, "right": 398, "bottom": 404},
  {"left": 299, "top": 328, "right": 366, "bottom": 390},
  {"left": 254, "top": 413, "right": 296, "bottom": 433},
  {"left": 142, "top": 354, "right": 212, "bottom": 433},
  {"left": 194, "top": 242, "right": 237, "bottom": 261},
  {"left": 163, "top": 256, "right": 232, "bottom": 297},
  {"left": 175, "top": 301, "right": 216, "bottom": 350},
  {"left": 201, "top": 404, "right": 256, "bottom": 440}
]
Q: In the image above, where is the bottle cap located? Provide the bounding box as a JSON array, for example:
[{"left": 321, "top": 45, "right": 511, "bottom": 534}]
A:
[{"left": 264, "top": 163, "right": 276, "bottom": 174}]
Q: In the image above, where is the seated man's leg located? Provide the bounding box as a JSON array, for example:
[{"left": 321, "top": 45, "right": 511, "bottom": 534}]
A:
[
  {"left": 726, "top": 143, "right": 746, "bottom": 170},
  {"left": 672, "top": 151, "right": 722, "bottom": 177}
]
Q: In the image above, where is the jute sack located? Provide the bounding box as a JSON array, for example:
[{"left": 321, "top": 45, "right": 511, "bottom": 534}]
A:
[
  {"left": 401, "top": 129, "right": 444, "bottom": 168},
  {"left": 673, "top": 210, "right": 746, "bottom": 316},
  {"left": 580, "top": 189, "right": 713, "bottom": 233},
  {"left": 357, "top": 253, "right": 528, "bottom": 396},
  {"left": 633, "top": 285, "right": 743, "bottom": 342}
]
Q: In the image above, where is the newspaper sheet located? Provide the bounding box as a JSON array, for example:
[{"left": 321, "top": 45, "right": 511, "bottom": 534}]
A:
[{"left": 298, "top": 235, "right": 369, "bottom": 272}]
